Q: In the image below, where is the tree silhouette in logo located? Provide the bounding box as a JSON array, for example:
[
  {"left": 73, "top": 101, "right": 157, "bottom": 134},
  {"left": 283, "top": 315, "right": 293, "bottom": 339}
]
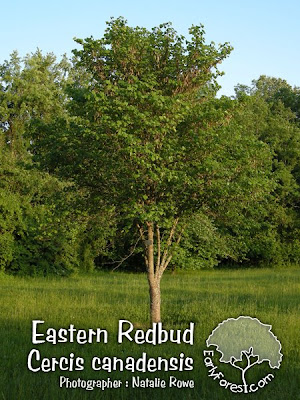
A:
[{"left": 206, "top": 316, "right": 282, "bottom": 392}]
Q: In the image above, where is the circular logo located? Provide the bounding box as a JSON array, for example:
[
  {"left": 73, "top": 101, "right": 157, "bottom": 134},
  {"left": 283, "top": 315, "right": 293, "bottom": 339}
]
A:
[{"left": 203, "top": 316, "right": 283, "bottom": 394}]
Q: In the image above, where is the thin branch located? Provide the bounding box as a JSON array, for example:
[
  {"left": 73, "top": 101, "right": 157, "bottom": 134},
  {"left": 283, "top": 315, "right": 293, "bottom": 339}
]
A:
[
  {"left": 137, "top": 223, "right": 149, "bottom": 269},
  {"left": 158, "top": 218, "right": 179, "bottom": 274},
  {"left": 146, "top": 221, "right": 155, "bottom": 279},
  {"left": 162, "top": 254, "right": 173, "bottom": 273},
  {"left": 167, "top": 218, "right": 179, "bottom": 247},
  {"left": 156, "top": 224, "right": 161, "bottom": 273},
  {"left": 248, "top": 359, "right": 260, "bottom": 370},
  {"left": 137, "top": 223, "right": 145, "bottom": 241},
  {"left": 112, "top": 235, "right": 142, "bottom": 271},
  {"left": 230, "top": 358, "right": 243, "bottom": 371},
  {"left": 160, "top": 220, "right": 185, "bottom": 274},
  {"left": 176, "top": 223, "right": 186, "bottom": 245},
  {"left": 243, "top": 348, "right": 260, "bottom": 371}
]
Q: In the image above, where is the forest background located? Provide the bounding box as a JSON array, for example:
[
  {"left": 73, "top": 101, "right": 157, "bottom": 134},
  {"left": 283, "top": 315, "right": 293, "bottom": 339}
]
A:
[{"left": 1, "top": 19, "right": 300, "bottom": 278}]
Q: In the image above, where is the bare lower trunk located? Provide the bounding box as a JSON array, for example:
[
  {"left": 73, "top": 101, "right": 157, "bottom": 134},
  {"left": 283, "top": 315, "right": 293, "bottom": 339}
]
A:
[
  {"left": 137, "top": 219, "right": 182, "bottom": 324},
  {"left": 149, "top": 279, "right": 161, "bottom": 323},
  {"left": 145, "top": 222, "right": 162, "bottom": 323}
]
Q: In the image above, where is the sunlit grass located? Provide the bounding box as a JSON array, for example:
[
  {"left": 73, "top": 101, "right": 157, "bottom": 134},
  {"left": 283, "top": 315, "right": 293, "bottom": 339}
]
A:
[{"left": 0, "top": 268, "right": 299, "bottom": 399}]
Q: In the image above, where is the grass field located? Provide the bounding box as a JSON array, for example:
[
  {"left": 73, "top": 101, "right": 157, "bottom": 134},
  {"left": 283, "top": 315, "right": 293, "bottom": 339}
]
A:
[{"left": 0, "top": 268, "right": 299, "bottom": 400}]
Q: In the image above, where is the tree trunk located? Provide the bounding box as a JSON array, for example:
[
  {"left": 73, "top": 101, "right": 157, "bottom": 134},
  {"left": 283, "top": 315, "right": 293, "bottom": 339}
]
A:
[
  {"left": 145, "top": 222, "right": 162, "bottom": 324},
  {"left": 141, "top": 220, "right": 181, "bottom": 324},
  {"left": 149, "top": 278, "right": 161, "bottom": 323}
]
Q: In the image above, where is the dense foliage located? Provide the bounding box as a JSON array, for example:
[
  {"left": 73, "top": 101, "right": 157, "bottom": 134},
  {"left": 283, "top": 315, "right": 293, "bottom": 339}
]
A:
[
  {"left": 1, "top": 18, "right": 300, "bottom": 277},
  {"left": 0, "top": 51, "right": 115, "bottom": 275}
]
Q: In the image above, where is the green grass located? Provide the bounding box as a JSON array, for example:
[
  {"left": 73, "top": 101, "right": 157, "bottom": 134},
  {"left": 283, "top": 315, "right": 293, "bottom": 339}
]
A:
[{"left": 0, "top": 268, "right": 299, "bottom": 399}]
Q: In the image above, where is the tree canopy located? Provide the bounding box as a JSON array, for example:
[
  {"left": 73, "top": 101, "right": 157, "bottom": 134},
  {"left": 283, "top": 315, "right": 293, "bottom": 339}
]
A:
[
  {"left": 1, "top": 18, "right": 300, "bottom": 320},
  {"left": 28, "top": 18, "right": 279, "bottom": 322}
]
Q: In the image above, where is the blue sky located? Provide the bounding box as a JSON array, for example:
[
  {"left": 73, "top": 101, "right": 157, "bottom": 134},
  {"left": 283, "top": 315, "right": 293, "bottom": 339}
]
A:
[{"left": 1, "top": 0, "right": 299, "bottom": 96}]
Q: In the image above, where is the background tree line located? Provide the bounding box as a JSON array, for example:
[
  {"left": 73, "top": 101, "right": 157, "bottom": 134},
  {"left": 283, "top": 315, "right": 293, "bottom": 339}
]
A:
[{"left": 1, "top": 18, "right": 300, "bottom": 278}]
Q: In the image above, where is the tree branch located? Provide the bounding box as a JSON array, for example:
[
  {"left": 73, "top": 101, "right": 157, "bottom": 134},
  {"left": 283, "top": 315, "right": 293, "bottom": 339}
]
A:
[
  {"left": 230, "top": 357, "right": 243, "bottom": 371},
  {"left": 158, "top": 218, "right": 179, "bottom": 276},
  {"left": 160, "top": 221, "right": 185, "bottom": 274},
  {"left": 146, "top": 221, "right": 155, "bottom": 280},
  {"left": 137, "top": 223, "right": 149, "bottom": 269},
  {"left": 112, "top": 234, "right": 142, "bottom": 271},
  {"left": 156, "top": 224, "right": 161, "bottom": 272}
]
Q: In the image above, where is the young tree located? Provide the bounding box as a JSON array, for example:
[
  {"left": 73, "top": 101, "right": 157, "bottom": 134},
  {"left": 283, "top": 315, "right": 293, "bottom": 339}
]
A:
[{"left": 32, "top": 18, "right": 272, "bottom": 323}]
